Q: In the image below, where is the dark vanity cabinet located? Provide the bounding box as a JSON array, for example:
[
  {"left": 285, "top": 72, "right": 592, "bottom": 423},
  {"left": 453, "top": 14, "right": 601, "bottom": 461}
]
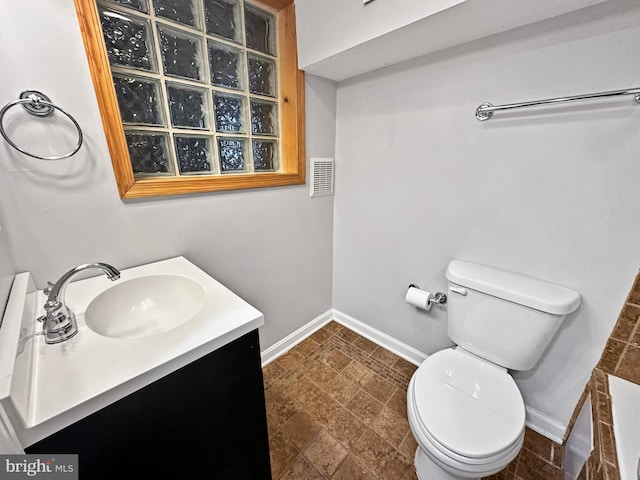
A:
[{"left": 26, "top": 330, "right": 272, "bottom": 479}]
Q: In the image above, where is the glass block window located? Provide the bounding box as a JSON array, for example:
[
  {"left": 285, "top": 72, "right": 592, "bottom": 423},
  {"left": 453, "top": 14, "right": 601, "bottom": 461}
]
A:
[
  {"left": 104, "top": 0, "right": 149, "bottom": 14},
  {"left": 98, "top": 0, "right": 280, "bottom": 178},
  {"left": 154, "top": 0, "right": 199, "bottom": 28},
  {"left": 174, "top": 135, "right": 212, "bottom": 174},
  {"left": 125, "top": 132, "right": 173, "bottom": 175},
  {"left": 204, "top": 0, "right": 241, "bottom": 43},
  {"left": 113, "top": 74, "right": 164, "bottom": 125},
  {"left": 100, "top": 8, "right": 156, "bottom": 72},
  {"left": 166, "top": 83, "right": 208, "bottom": 129}
]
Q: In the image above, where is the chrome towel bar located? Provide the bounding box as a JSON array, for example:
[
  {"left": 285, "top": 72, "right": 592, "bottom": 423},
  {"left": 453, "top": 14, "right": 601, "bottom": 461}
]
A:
[{"left": 475, "top": 86, "right": 640, "bottom": 121}]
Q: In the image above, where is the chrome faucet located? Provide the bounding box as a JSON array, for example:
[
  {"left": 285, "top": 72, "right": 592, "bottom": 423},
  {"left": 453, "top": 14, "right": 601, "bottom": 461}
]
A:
[{"left": 37, "top": 263, "right": 120, "bottom": 344}]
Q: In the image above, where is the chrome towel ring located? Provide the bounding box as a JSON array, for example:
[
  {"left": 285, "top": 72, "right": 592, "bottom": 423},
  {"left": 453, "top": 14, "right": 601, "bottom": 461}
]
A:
[{"left": 0, "top": 90, "right": 83, "bottom": 160}]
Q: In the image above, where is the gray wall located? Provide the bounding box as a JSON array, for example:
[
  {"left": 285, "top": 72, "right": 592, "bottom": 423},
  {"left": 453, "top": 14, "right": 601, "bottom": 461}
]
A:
[
  {"left": 0, "top": 0, "right": 336, "bottom": 350},
  {"left": 332, "top": 1, "right": 640, "bottom": 435}
]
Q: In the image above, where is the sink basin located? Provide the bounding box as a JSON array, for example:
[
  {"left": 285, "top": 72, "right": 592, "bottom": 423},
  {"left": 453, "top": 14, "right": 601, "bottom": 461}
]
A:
[{"left": 85, "top": 274, "right": 206, "bottom": 339}]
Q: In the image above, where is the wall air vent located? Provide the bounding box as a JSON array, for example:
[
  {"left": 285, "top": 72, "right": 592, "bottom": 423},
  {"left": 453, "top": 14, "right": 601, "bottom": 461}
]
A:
[{"left": 310, "top": 158, "right": 334, "bottom": 197}]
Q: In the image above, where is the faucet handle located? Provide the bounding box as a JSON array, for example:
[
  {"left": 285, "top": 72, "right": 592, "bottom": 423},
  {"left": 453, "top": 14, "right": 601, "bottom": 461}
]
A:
[
  {"left": 43, "top": 281, "right": 55, "bottom": 296},
  {"left": 44, "top": 300, "right": 62, "bottom": 312}
]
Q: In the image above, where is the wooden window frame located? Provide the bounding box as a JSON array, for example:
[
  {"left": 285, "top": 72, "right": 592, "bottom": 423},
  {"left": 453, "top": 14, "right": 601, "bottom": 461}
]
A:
[{"left": 74, "top": 0, "right": 305, "bottom": 199}]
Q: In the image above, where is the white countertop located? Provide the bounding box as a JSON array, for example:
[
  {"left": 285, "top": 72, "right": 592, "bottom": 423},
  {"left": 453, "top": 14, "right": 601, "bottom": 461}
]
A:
[{"left": 1, "top": 257, "right": 264, "bottom": 447}]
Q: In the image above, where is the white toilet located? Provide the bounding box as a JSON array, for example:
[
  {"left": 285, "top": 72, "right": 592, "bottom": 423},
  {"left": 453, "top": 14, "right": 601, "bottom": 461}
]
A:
[{"left": 407, "top": 260, "right": 580, "bottom": 480}]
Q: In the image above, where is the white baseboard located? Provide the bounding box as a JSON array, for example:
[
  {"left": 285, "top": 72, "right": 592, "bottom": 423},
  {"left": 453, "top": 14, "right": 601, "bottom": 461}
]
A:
[
  {"left": 260, "top": 308, "right": 428, "bottom": 367},
  {"left": 330, "top": 310, "right": 428, "bottom": 366},
  {"left": 525, "top": 405, "right": 567, "bottom": 444},
  {"left": 260, "top": 310, "right": 333, "bottom": 367}
]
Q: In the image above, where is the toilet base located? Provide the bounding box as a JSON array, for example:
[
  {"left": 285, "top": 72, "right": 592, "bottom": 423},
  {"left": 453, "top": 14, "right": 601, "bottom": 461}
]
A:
[{"left": 414, "top": 447, "right": 479, "bottom": 480}]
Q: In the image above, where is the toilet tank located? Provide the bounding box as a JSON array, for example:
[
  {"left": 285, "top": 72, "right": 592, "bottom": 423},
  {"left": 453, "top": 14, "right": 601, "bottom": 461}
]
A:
[{"left": 445, "top": 260, "right": 581, "bottom": 371}]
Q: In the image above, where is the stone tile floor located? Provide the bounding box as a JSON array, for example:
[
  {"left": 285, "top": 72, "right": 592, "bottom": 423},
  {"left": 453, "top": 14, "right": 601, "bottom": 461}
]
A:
[{"left": 262, "top": 320, "right": 419, "bottom": 479}]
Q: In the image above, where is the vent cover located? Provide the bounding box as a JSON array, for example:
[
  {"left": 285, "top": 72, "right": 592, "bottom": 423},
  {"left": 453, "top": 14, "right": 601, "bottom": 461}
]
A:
[{"left": 310, "top": 158, "right": 334, "bottom": 197}]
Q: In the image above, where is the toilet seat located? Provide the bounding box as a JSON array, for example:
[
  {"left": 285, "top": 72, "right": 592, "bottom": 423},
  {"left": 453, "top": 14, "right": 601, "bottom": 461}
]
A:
[{"left": 408, "top": 348, "right": 525, "bottom": 476}]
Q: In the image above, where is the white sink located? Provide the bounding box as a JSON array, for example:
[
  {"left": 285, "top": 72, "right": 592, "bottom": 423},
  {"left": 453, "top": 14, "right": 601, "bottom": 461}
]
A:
[
  {"left": 85, "top": 274, "right": 206, "bottom": 339},
  {"left": 0, "top": 256, "right": 265, "bottom": 448}
]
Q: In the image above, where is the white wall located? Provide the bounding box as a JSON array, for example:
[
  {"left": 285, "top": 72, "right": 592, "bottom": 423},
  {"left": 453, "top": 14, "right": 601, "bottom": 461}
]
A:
[
  {"left": 0, "top": 0, "right": 336, "bottom": 351},
  {"left": 295, "top": 0, "right": 465, "bottom": 70},
  {"left": 333, "top": 1, "right": 640, "bottom": 435},
  {"left": 295, "top": 0, "right": 607, "bottom": 81}
]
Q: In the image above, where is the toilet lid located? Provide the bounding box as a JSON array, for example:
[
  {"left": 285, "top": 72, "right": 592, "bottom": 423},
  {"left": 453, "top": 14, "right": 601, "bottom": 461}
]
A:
[{"left": 412, "top": 348, "right": 525, "bottom": 459}]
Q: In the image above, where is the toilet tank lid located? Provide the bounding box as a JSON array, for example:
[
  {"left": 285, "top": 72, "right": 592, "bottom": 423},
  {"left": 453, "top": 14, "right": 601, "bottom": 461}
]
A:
[{"left": 446, "top": 260, "right": 581, "bottom": 315}]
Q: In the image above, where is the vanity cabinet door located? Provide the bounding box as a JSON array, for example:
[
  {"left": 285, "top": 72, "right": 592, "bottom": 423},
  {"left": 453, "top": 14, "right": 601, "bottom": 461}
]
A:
[{"left": 26, "top": 330, "right": 272, "bottom": 479}]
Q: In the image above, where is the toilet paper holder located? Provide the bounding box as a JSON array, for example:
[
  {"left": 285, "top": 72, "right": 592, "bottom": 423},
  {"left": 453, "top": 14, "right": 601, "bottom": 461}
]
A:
[{"left": 408, "top": 284, "right": 447, "bottom": 307}]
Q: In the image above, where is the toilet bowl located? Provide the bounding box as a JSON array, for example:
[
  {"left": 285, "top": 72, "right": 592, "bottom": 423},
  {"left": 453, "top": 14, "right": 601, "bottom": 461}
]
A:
[
  {"left": 407, "top": 260, "right": 581, "bottom": 479},
  {"left": 407, "top": 348, "right": 525, "bottom": 479}
]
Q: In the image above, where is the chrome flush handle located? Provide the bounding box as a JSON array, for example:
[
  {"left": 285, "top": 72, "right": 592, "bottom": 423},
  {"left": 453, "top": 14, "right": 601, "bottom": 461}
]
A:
[{"left": 449, "top": 286, "right": 468, "bottom": 296}]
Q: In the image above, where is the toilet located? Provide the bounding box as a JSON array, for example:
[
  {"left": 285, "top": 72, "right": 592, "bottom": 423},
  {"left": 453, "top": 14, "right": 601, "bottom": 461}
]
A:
[{"left": 407, "top": 260, "right": 581, "bottom": 480}]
